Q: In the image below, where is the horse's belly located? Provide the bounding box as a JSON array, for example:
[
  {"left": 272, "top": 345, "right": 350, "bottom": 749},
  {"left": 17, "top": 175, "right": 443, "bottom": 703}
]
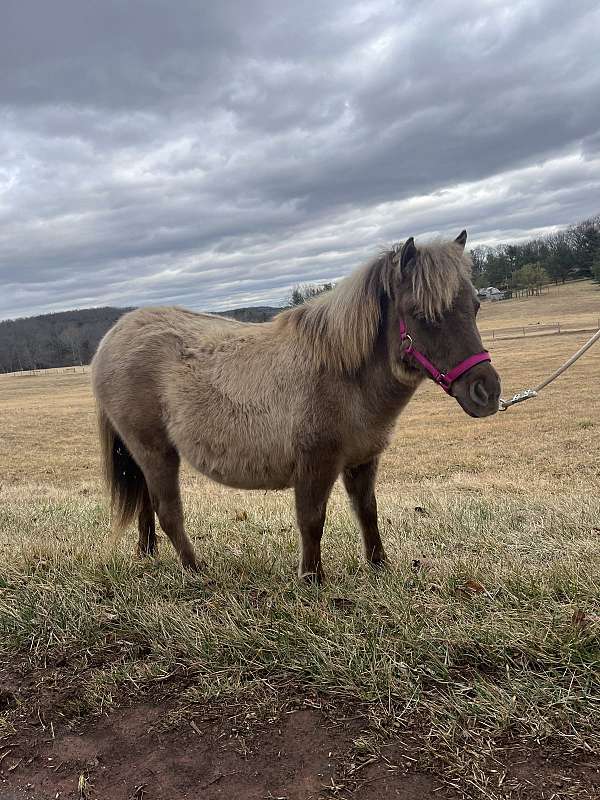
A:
[
  {"left": 182, "top": 441, "right": 295, "bottom": 491},
  {"left": 206, "top": 470, "right": 293, "bottom": 491}
]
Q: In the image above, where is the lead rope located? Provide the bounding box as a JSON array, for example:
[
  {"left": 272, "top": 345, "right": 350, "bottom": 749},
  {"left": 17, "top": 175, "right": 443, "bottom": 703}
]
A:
[{"left": 499, "top": 327, "right": 600, "bottom": 410}]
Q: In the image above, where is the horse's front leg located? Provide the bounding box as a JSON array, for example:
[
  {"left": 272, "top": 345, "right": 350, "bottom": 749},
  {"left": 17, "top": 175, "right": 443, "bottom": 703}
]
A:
[
  {"left": 343, "top": 458, "right": 387, "bottom": 568},
  {"left": 294, "top": 461, "right": 339, "bottom": 583}
]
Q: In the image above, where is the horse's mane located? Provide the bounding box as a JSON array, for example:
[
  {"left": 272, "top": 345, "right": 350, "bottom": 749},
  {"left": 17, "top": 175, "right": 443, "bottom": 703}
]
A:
[{"left": 276, "top": 241, "right": 471, "bottom": 373}]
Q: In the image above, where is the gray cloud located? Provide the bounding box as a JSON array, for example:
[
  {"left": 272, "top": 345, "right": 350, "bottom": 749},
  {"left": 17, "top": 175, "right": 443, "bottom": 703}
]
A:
[{"left": 1, "top": 0, "right": 599, "bottom": 319}]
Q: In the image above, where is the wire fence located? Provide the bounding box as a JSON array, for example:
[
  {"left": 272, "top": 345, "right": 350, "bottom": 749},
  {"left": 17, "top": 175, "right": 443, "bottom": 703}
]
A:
[
  {"left": 480, "top": 318, "right": 600, "bottom": 341},
  {"left": 0, "top": 365, "right": 89, "bottom": 378}
]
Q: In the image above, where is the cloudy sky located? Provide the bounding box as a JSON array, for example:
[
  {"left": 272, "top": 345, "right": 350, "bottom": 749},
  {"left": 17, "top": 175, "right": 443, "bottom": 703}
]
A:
[{"left": 1, "top": 0, "right": 599, "bottom": 320}]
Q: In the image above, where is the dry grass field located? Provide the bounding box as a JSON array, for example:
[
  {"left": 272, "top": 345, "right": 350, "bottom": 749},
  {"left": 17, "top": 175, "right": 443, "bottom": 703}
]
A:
[{"left": 0, "top": 280, "right": 599, "bottom": 799}]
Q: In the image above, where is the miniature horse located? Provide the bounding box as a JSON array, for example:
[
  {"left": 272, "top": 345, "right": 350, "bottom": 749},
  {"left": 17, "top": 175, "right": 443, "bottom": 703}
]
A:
[{"left": 92, "top": 232, "right": 500, "bottom": 580}]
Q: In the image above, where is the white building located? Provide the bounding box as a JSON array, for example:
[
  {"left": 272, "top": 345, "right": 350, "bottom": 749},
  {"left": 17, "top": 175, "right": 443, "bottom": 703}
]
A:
[{"left": 477, "top": 286, "right": 505, "bottom": 301}]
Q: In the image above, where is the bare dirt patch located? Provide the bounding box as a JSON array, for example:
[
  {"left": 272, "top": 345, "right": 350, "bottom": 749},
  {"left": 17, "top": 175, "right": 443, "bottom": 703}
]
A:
[
  {"left": 1, "top": 659, "right": 598, "bottom": 800},
  {"left": 503, "top": 752, "right": 600, "bottom": 800},
  {"left": 1, "top": 699, "right": 457, "bottom": 800}
]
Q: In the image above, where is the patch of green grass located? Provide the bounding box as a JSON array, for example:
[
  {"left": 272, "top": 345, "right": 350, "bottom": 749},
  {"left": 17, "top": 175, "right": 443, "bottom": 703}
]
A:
[{"left": 578, "top": 420, "right": 595, "bottom": 430}]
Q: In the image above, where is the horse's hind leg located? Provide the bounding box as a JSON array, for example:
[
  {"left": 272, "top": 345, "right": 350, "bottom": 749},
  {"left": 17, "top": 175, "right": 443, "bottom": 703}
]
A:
[
  {"left": 137, "top": 484, "right": 157, "bottom": 557},
  {"left": 124, "top": 433, "right": 197, "bottom": 570},
  {"left": 143, "top": 449, "right": 198, "bottom": 571}
]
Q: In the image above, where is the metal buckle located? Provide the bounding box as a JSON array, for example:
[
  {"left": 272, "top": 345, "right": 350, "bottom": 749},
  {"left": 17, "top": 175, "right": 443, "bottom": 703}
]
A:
[
  {"left": 401, "top": 333, "right": 413, "bottom": 351},
  {"left": 499, "top": 388, "right": 538, "bottom": 411}
]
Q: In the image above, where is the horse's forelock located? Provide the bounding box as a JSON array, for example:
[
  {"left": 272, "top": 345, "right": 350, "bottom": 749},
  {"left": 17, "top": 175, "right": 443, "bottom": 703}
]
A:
[{"left": 407, "top": 242, "right": 472, "bottom": 321}]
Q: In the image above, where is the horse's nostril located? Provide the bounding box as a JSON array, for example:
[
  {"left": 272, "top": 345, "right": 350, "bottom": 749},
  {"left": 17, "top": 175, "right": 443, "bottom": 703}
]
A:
[{"left": 470, "top": 380, "right": 489, "bottom": 406}]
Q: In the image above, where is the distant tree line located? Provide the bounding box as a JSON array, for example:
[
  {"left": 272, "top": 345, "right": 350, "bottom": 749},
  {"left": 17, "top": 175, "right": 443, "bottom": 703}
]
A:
[
  {"left": 0, "top": 307, "right": 133, "bottom": 373},
  {"left": 471, "top": 214, "right": 600, "bottom": 291},
  {"left": 218, "top": 306, "right": 281, "bottom": 322},
  {"left": 289, "top": 282, "right": 334, "bottom": 305}
]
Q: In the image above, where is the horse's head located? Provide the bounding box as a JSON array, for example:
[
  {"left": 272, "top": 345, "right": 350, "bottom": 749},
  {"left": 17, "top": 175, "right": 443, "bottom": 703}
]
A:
[{"left": 389, "top": 231, "right": 501, "bottom": 418}]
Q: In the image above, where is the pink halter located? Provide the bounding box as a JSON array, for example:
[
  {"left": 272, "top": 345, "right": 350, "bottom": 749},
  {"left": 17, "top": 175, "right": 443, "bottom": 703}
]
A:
[{"left": 399, "top": 319, "right": 491, "bottom": 394}]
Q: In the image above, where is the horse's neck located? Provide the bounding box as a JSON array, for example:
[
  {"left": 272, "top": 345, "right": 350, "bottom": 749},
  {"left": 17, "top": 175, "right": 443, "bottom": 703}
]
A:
[{"left": 354, "top": 332, "right": 420, "bottom": 421}]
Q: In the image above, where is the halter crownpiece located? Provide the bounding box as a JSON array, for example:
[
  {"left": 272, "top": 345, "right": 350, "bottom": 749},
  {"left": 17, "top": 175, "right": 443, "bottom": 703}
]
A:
[{"left": 399, "top": 319, "right": 491, "bottom": 395}]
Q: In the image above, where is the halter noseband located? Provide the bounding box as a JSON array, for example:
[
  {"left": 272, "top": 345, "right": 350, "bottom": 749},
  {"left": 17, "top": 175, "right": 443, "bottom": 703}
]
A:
[{"left": 399, "top": 319, "right": 491, "bottom": 395}]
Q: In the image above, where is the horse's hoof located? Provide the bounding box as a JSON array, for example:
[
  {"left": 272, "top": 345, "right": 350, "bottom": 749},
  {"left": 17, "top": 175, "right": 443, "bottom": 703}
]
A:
[
  {"left": 136, "top": 544, "right": 158, "bottom": 559},
  {"left": 299, "top": 570, "right": 324, "bottom": 585},
  {"left": 181, "top": 555, "right": 203, "bottom": 572},
  {"left": 369, "top": 557, "right": 388, "bottom": 572}
]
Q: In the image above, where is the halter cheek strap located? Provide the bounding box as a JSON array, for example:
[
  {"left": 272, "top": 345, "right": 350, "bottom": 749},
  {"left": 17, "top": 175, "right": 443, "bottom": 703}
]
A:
[{"left": 399, "top": 319, "right": 491, "bottom": 395}]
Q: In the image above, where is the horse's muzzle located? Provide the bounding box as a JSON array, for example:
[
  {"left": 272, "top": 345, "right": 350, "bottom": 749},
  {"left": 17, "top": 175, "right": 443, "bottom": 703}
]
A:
[{"left": 452, "top": 362, "right": 501, "bottom": 418}]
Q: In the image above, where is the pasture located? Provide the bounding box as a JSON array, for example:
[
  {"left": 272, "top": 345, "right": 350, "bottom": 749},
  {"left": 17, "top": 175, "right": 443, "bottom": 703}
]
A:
[{"left": 1, "top": 281, "right": 599, "bottom": 799}]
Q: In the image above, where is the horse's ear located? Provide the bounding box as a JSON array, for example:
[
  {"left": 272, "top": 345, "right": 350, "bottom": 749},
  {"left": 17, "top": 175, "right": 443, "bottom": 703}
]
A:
[
  {"left": 398, "top": 237, "right": 417, "bottom": 270},
  {"left": 455, "top": 229, "right": 467, "bottom": 249}
]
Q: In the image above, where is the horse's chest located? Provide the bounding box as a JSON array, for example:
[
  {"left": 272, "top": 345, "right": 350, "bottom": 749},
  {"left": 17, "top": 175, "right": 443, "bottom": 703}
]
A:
[{"left": 343, "top": 422, "right": 393, "bottom": 468}]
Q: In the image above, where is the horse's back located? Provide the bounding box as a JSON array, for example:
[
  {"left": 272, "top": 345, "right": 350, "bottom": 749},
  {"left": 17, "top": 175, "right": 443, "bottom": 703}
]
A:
[
  {"left": 96, "top": 306, "right": 250, "bottom": 354},
  {"left": 93, "top": 307, "right": 255, "bottom": 384}
]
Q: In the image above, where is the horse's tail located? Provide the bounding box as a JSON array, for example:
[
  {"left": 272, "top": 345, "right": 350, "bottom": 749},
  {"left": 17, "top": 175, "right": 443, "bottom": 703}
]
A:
[{"left": 98, "top": 408, "right": 147, "bottom": 531}]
